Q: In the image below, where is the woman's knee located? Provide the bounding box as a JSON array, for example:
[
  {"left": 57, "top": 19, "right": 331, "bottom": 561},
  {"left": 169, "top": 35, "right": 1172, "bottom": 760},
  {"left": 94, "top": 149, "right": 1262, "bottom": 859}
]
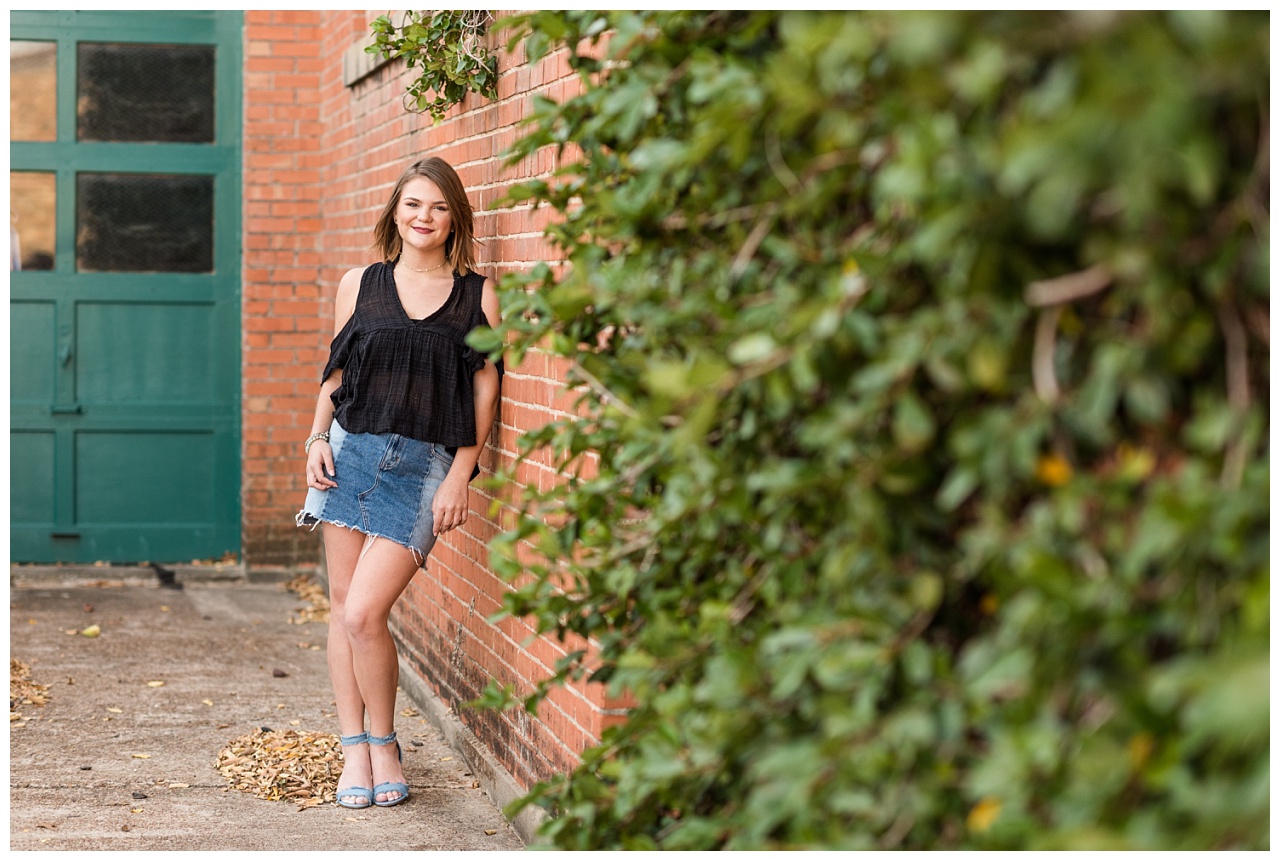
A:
[{"left": 340, "top": 600, "right": 390, "bottom": 643}]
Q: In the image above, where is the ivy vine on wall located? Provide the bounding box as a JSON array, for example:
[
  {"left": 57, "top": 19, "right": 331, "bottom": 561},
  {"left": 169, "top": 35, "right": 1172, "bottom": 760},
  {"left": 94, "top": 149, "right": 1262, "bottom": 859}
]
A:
[{"left": 367, "top": 11, "right": 498, "bottom": 122}]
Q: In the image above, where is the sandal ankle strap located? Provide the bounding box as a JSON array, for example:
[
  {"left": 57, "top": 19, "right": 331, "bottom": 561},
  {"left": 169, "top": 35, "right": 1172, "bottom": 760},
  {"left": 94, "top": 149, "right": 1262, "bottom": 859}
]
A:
[
  {"left": 367, "top": 731, "right": 397, "bottom": 746},
  {"left": 339, "top": 731, "right": 369, "bottom": 746}
]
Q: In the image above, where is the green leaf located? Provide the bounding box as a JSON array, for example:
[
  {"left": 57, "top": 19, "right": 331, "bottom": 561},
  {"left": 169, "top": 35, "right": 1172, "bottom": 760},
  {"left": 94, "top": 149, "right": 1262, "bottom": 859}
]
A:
[
  {"left": 727, "top": 333, "right": 778, "bottom": 365},
  {"left": 893, "top": 391, "right": 937, "bottom": 452},
  {"left": 465, "top": 326, "right": 503, "bottom": 354}
]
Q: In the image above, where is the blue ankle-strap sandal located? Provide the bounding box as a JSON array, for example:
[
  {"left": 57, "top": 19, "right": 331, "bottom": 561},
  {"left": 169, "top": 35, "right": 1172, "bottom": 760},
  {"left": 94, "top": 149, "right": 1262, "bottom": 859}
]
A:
[
  {"left": 336, "top": 732, "right": 375, "bottom": 809},
  {"left": 368, "top": 730, "right": 410, "bottom": 807}
]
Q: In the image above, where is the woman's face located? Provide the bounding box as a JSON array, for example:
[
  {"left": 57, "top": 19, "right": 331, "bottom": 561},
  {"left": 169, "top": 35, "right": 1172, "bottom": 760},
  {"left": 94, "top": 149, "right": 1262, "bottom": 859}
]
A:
[{"left": 396, "top": 177, "right": 453, "bottom": 257}]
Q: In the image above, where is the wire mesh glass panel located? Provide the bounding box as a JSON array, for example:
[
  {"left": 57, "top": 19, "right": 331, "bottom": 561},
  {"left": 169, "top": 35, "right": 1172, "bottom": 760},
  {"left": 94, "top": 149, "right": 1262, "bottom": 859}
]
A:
[
  {"left": 76, "top": 173, "right": 214, "bottom": 272},
  {"left": 10, "top": 41, "right": 58, "bottom": 142},
  {"left": 77, "top": 42, "right": 215, "bottom": 143},
  {"left": 11, "top": 172, "right": 57, "bottom": 271}
]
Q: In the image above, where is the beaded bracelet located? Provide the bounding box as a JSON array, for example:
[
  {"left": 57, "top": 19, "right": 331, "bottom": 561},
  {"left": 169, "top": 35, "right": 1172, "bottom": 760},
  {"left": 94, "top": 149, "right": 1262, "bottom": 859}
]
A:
[{"left": 305, "top": 431, "right": 330, "bottom": 454}]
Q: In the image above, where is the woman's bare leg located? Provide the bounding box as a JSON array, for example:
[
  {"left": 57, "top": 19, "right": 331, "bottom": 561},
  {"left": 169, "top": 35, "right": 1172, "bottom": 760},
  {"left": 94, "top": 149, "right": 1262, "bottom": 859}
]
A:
[
  {"left": 342, "top": 536, "right": 422, "bottom": 804},
  {"left": 323, "top": 524, "right": 375, "bottom": 806}
]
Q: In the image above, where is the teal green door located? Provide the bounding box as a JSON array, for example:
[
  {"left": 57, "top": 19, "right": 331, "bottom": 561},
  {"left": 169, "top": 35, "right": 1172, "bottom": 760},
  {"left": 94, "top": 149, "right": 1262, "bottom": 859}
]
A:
[{"left": 10, "top": 11, "right": 242, "bottom": 563}]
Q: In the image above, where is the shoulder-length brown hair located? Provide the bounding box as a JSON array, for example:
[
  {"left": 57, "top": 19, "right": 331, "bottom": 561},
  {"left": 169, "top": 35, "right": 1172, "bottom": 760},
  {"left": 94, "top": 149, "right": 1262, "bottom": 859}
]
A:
[{"left": 372, "top": 157, "right": 477, "bottom": 275}]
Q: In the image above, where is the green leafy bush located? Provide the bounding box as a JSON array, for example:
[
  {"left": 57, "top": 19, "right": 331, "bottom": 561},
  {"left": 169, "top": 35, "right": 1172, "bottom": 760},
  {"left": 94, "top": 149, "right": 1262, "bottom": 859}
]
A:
[
  {"left": 469, "top": 11, "right": 1267, "bottom": 849},
  {"left": 368, "top": 10, "right": 497, "bottom": 121}
]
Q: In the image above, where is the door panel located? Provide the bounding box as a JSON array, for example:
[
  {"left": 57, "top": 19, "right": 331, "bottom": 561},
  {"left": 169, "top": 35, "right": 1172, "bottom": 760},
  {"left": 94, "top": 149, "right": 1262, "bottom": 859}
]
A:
[
  {"left": 10, "top": 302, "right": 56, "bottom": 401},
  {"left": 9, "top": 11, "right": 241, "bottom": 563},
  {"left": 76, "top": 302, "right": 216, "bottom": 402},
  {"left": 11, "top": 433, "right": 56, "bottom": 524},
  {"left": 75, "top": 431, "right": 216, "bottom": 524}
]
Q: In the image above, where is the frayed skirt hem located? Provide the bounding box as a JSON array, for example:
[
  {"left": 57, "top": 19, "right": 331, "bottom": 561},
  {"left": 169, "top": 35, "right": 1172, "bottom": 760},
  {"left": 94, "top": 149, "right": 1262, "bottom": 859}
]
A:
[{"left": 295, "top": 510, "right": 427, "bottom": 568}]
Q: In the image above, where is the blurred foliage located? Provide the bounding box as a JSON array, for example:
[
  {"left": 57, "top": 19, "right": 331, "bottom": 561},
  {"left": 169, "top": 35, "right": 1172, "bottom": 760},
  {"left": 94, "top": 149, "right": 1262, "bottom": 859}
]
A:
[
  {"left": 465, "top": 11, "right": 1265, "bottom": 849},
  {"left": 368, "top": 10, "right": 497, "bottom": 121}
]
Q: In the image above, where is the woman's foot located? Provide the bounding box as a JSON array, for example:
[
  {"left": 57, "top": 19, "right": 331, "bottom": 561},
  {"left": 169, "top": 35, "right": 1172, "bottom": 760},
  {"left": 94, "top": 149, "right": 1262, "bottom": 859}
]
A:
[
  {"left": 369, "top": 731, "right": 409, "bottom": 806},
  {"left": 336, "top": 733, "right": 375, "bottom": 809}
]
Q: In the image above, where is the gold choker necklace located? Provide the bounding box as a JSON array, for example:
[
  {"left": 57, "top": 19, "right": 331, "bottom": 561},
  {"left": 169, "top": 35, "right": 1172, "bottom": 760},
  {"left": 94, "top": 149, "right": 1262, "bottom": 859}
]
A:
[{"left": 401, "top": 259, "right": 447, "bottom": 274}]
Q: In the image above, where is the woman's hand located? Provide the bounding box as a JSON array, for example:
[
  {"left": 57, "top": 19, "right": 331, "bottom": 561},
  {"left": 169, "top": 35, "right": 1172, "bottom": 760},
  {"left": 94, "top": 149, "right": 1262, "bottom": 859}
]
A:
[
  {"left": 306, "top": 441, "right": 338, "bottom": 490},
  {"left": 431, "top": 473, "right": 470, "bottom": 535}
]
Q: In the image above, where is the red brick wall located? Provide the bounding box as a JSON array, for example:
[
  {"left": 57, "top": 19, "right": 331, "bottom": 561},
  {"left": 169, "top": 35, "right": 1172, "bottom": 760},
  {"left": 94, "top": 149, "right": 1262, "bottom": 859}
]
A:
[
  {"left": 242, "top": 9, "right": 327, "bottom": 567},
  {"left": 242, "top": 10, "right": 617, "bottom": 788}
]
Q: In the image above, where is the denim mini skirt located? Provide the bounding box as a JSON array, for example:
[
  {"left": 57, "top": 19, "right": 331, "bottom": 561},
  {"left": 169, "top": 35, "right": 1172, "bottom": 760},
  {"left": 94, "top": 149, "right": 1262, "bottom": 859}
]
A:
[{"left": 295, "top": 420, "right": 454, "bottom": 565}]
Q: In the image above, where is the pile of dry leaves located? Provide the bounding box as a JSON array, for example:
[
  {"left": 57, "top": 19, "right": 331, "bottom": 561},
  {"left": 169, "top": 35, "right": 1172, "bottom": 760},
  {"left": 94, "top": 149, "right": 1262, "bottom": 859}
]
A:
[
  {"left": 285, "top": 574, "right": 330, "bottom": 625},
  {"left": 11, "top": 659, "right": 50, "bottom": 726},
  {"left": 213, "top": 577, "right": 341, "bottom": 808},
  {"left": 216, "top": 727, "right": 344, "bottom": 810}
]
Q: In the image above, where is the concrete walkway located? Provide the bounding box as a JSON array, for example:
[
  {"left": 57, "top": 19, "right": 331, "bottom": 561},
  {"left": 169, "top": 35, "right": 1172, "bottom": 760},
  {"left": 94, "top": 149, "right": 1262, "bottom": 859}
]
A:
[{"left": 9, "top": 565, "right": 526, "bottom": 852}]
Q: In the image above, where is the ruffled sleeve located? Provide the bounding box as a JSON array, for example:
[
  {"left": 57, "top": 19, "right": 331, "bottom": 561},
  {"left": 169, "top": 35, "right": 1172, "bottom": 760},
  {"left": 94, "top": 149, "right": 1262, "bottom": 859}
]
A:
[
  {"left": 320, "top": 314, "right": 358, "bottom": 384},
  {"left": 462, "top": 293, "right": 503, "bottom": 379},
  {"left": 461, "top": 344, "right": 486, "bottom": 375}
]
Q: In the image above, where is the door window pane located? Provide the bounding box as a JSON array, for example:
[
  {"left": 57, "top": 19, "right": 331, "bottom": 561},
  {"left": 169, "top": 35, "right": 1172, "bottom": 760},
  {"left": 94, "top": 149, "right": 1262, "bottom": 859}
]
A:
[
  {"left": 11, "top": 41, "right": 57, "bottom": 142},
  {"left": 76, "top": 173, "right": 214, "bottom": 272},
  {"left": 77, "top": 43, "right": 215, "bottom": 143},
  {"left": 11, "top": 172, "right": 57, "bottom": 271}
]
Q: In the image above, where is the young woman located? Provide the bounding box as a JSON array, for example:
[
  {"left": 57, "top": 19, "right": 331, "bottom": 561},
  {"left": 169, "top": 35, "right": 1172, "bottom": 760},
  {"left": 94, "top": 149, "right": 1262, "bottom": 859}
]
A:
[{"left": 297, "top": 158, "right": 501, "bottom": 809}]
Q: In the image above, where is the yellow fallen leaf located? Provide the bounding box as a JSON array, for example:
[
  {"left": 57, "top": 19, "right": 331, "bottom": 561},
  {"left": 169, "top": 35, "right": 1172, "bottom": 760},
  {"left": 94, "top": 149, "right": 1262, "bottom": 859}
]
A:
[
  {"left": 107, "top": 707, "right": 123, "bottom": 714},
  {"left": 146, "top": 681, "right": 165, "bottom": 688},
  {"left": 967, "top": 797, "right": 1001, "bottom": 833},
  {"left": 160, "top": 606, "right": 170, "bottom": 612},
  {"left": 290, "top": 720, "right": 300, "bottom": 726},
  {"left": 202, "top": 699, "right": 214, "bottom": 707},
  {"left": 81, "top": 624, "right": 101, "bottom": 637},
  {"left": 169, "top": 783, "right": 189, "bottom": 789},
  {"left": 1128, "top": 732, "right": 1155, "bottom": 769},
  {"left": 130, "top": 808, "right": 143, "bottom": 814},
  {"left": 131, "top": 754, "right": 151, "bottom": 760},
  {"left": 485, "top": 829, "right": 497, "bottom": 836},
  {"left": 401, "top": 708, "right": 419, "bottom": 717},
  {"left": 64, "top": 629, "right": 79, "bottom": 636},
  {"left": 28, "top": 619, "right": 36, "bottom": 625},
  {"left": 1035, "top": 453, "right": 1072, "bottom": 487}
]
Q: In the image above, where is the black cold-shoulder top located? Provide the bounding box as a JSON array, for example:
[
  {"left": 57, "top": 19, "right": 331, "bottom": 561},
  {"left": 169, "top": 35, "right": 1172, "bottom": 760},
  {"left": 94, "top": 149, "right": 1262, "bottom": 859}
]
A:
[{"left": 322, "top": 261, "right": 497, "bottom": 447}]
